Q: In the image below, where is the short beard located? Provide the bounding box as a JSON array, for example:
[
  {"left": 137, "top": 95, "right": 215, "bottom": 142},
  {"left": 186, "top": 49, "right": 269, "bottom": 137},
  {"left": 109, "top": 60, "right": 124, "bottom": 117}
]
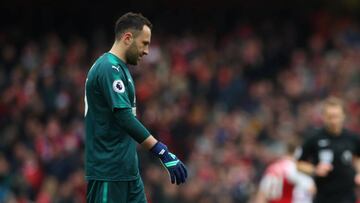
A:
[{"left": 125, "top": 42, "right": 139, "bottom": 65}]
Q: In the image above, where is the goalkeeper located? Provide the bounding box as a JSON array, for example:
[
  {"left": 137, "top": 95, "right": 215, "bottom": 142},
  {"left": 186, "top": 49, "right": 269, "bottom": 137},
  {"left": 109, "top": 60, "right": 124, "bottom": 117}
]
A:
[{"left": 84, "top": 12, "right": 187, "bottom": 203}]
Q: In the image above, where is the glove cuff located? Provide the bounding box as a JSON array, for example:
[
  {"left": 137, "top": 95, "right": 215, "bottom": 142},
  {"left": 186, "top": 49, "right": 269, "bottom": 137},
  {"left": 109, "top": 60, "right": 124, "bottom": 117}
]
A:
[{"left": 150, "top": 142, "right": 168, "bottom": 158}]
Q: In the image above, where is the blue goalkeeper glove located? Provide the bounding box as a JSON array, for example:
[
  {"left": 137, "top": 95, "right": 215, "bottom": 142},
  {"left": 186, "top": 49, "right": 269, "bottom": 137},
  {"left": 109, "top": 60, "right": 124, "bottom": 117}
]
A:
[{"left": 150, "top": 142, "right": 188, "bottom": 185}]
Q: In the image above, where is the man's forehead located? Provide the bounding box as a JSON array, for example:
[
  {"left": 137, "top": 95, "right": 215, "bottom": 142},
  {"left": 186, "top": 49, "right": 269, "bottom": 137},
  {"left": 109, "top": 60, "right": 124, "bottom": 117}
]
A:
[
  {"left": 143, "top": 25, "right": 151, "bottom": 32},
  {"left": 139, "top": 25, "right": 151, "bottom": 38},
  {"left": 324, "top": 106, "right": 344, "bottom": 114}
]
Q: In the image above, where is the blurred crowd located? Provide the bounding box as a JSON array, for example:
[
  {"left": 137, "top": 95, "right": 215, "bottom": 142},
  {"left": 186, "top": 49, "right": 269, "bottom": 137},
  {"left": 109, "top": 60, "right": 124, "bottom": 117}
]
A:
[{"left": 0, "top": 11, "right": 360, "bottom": 203}]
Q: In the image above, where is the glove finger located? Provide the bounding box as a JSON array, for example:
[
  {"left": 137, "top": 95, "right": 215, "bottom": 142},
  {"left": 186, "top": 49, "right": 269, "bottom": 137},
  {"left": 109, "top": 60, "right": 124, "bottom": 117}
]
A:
[
  {"left": 173, "top": 168, "right": 181, "bottom": 185},
  {"left": 169, "top": 170, "right": 176, "bottom": 184},
  {"left": 180, "top": 163, "right": 188, "bottom": 179},
  {"left": 177, "top": 166, "right": 185, "bottom": 184}
]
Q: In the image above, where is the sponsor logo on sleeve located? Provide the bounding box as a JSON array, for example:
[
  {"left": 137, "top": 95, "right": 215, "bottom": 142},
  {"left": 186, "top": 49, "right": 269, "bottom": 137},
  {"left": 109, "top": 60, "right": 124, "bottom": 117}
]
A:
[
  {"left": 112, "top": 80, "right": 125, "bottom": 93},
  {"left": 112, "top": 65, "right": 120, "bottom": 72}
]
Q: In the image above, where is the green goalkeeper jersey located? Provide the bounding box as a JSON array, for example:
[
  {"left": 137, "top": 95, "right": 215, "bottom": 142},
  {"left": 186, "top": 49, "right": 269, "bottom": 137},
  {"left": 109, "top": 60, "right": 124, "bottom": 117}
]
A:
[{"left": 84, "top": 52, "right": 139, "bottom": 181}]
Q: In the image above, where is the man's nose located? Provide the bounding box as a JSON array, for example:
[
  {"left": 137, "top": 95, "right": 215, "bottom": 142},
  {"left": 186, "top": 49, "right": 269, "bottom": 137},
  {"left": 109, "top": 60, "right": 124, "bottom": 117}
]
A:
[{"left": 143, "top": 47, "right": 149, "bottom": 55}]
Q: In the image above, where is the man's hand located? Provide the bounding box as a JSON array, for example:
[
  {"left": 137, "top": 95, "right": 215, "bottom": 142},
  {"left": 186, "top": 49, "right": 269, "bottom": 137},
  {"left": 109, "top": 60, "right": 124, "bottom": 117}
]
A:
[
  {"left": 353, "top": 157, "right": 360, "bottom": 186},
  {"left": 315, "top": 163, "right": 333, "bottom": 177},
  {"left": 150, "top": 142, "right": 188, "bottom": 185},
  {"left": 354, "top": 173, "right": 360, "bottom": 186}
]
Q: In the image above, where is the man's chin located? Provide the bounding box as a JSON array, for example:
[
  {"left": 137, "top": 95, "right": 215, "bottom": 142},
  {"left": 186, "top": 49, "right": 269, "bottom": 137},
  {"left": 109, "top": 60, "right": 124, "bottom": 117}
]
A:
[
  {"left": 127, "top": 60, "right": 138, "bottom": 65},
  {"left": 129, "top": 60, "right": 142, "bottom": 66}
]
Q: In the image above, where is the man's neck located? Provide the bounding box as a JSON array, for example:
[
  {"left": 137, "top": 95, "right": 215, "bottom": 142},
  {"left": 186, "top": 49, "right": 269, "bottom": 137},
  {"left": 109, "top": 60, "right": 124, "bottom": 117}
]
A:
[
  {"left": 109, "top": 42, "right": 127, "bottom": 63},
  {"left": 326, "top": 127, "right": 343, "bottom": 136}
]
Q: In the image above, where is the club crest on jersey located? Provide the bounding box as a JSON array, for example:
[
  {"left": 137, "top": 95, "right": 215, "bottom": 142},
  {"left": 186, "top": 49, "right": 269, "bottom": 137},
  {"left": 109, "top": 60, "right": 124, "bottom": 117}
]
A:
[
  {"left": 113, "top": 80, "right": 125, "bottom": 93},
  {"left": 318, "top": 139, "right": 330, "bottom": 147}
]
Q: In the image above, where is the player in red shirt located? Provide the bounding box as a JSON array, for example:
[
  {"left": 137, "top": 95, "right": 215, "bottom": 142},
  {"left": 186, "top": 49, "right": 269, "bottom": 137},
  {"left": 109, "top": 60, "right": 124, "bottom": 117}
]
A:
[{"left": 255, "top": 140, "right": 315, "bottom": 203}]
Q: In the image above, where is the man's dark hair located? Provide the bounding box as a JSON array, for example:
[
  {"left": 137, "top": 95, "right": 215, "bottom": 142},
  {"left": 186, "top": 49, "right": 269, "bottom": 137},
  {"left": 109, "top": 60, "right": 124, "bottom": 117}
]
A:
[{"left": 114, "top": 12, "right": 152, "bottom": 39}]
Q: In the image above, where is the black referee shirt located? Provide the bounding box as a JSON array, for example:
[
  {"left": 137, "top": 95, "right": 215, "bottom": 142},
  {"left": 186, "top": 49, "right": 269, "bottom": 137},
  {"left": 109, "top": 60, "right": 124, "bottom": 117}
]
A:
[{"left": 298, "top": 128, "right": 360, "bottom": 198}]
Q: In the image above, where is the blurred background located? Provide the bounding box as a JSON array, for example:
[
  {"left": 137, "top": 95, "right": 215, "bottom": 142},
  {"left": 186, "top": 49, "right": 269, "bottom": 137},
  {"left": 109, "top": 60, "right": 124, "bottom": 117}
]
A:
[{"left": 0, "top": 0, "right": 360, "bottom": 202}]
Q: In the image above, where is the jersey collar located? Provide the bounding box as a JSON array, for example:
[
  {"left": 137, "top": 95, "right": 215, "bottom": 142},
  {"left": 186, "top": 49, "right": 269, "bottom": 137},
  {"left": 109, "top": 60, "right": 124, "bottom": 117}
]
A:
[{"left": 107, "top": 52, "right": 127, "bottom": 67}]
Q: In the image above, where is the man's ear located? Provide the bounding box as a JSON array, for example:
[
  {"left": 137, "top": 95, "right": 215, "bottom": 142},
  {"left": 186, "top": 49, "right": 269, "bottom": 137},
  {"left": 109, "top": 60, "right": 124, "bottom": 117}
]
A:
[{"left": 122, "top": 32, "right": 133, "bottom": 46}]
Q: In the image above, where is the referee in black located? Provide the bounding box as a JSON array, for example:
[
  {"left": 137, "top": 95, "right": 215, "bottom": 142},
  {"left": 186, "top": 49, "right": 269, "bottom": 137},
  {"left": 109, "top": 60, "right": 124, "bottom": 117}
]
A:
[{"left": 297, "top": 97, "right": 360, "bottom": 203}]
